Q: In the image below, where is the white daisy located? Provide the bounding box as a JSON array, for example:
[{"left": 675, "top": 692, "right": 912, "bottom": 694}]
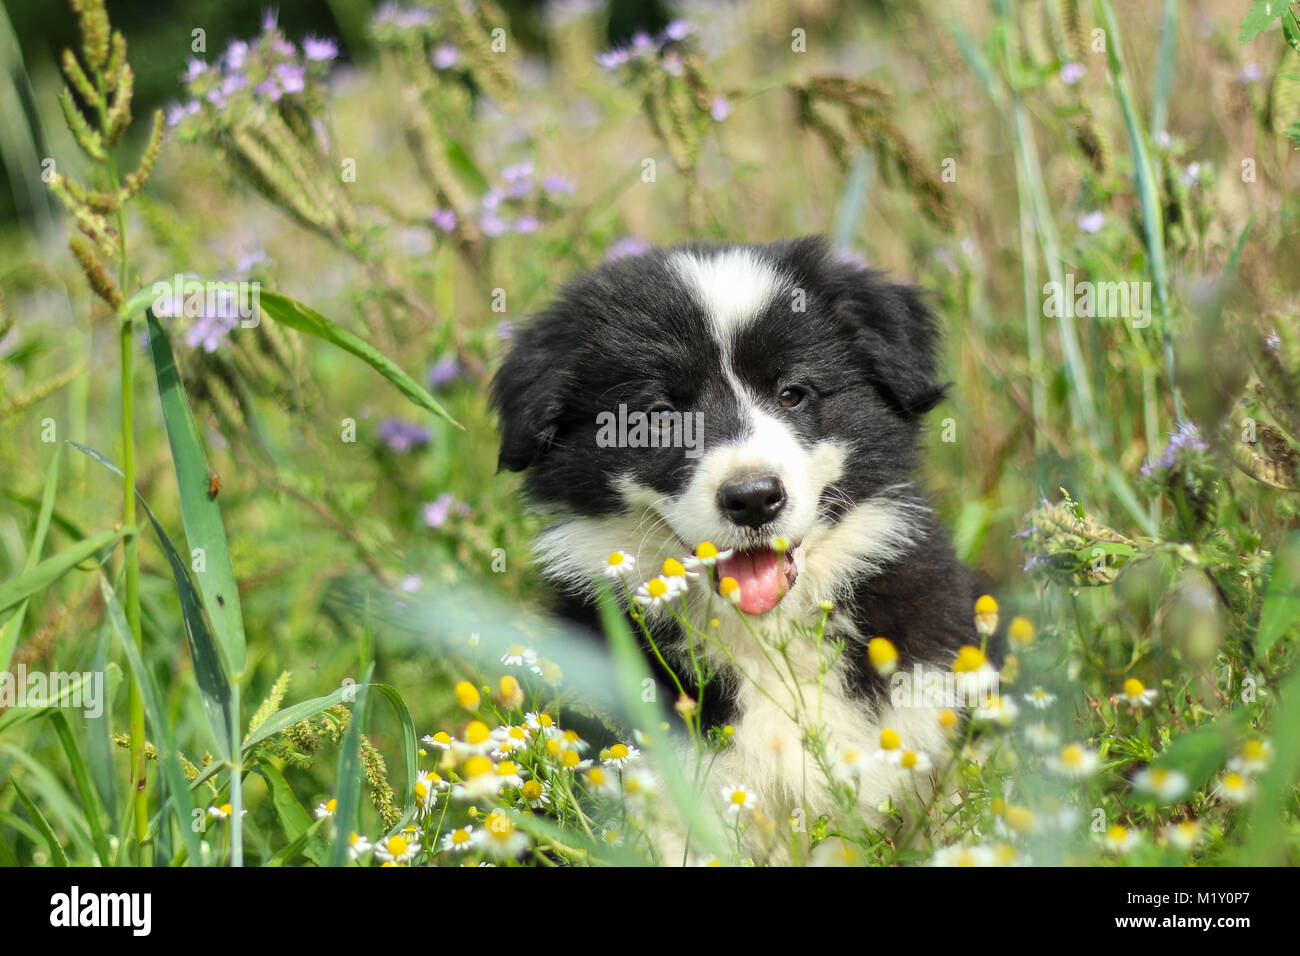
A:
[
  {"left": 931, "top": 844, "right": 995, "bottom": 867},
  {"left": 600, "top": 742, "right": 641, "bottom": 768},
  {"left": 519, "top": 778, "right": 552, "bottom": 810},
  {"left": 1164, "top": 819, "right": 1204, "bottom": 850},
  {"left": 1023, "top": 721, "right": 1061, "bottom": 752},
  {"left": 500, "top": 643, "right": 538, "bottom": 668},
  {"left": 474, "top": 810, "right": 530, "bottom": 859},
  {"left": 1047, "top": 742, "right": 1100, "bottom": 778},
  {"left": 1022, "top": 687, "right": 1056, "bottom": 710},
  {"left": 973, "top": 695, "right": 1019, "bottom": 727},
  {"left": 1228, "top": 739, "right": 1272, "bottom": 775},
  {"left": 375, "top": 832, "right": 420, "bottom": 864},
  {"left": 314, "top": 798, "right": 337, "bottom": 819},
  {"left": 1131, "top": 765, "right": 1189, "bottom": 802},
  {"left": 1100, "top": 824, "right": 1139, "bottom": 854},
  {"left": 441, "top": 823, "right": 475, "bottom": 854},
  {"left": 604, "top": 550, "right": 636, "bottom": 578},
  {"left": 1213, "top": 771, "right": 1255, "bottom": 804},
  {"left": 346, "top": 832, "right": 372, "bottom": 860},
  {"left": 1120, "top": 678, "right": 1157, "bottom": 708},
  {"left": 721, "top": 784, "right": 757, "bottom": 817}
]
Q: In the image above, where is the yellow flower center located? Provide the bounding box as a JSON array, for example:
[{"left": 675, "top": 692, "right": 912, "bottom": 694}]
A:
[
  {"left": 462, "top": 755, "right": 493, "bottom": 778},
  {"left": 497, "top": 761, "right": 519, "bottom": 777},
  {"left": 1242, "top": 740, "right": 1266, "bottom": 761},
  {"left": 647, "top": 578, "right": 668, "bottom": 598},
  {"left": 1008, "top": 616, "right": 1035, "bottom": 645},
  {"left": 499, "top": 675, "right": 522, "bottom": 699},
  {"left": 719, "top": 577, "right": 739, "bottom": 596},
  {"left": 1107, "top": 825, "right": 1128, "bottom": 842},
  {"left": 938, "top": 709, "right": 957, "bottom": 730},
  {"left": 535, "top": 713, "right": 553, "bottom": 728},
  {"left": 867, "top": 637, "right": 898, "bottom": 669},
  {"left": 219, "top": 803, "right": 232, "bottom": 816},
  {"left": 880, "top": 728, "right": 901, "bottom": 750},
  {"left": 953, "top": 645, "right": 987, "bottom": 673},
  {"left": 386, "top": 836, "right": 408, "bottom": 857},
  {"left": 465, "top": 720, "right": 491, "bottom": 745},
  {"left": 561, "top": 750, "right": 581, "bottom": 768},
  {"left": 901, "top": 751, "right": 918, "bottom": 769},
  {"left": 1005, "top": 806, "right": 1034, "bottom": 833},
  {"left": 432, "top": 731, "right": 451, "bottom": 746},
  {"left": 1223, "top": 772, "right": 1245, "bottom": 790},
  {"left": 1123, "top": 678, "right": 1146, "bottom": 698},
  {"left": 454, "top": 681, "right": 480, "bottom": 709},
  {"left": 587, "top": 768, "right": 608, "bottom": 786},
  {"left": 730, "top": 789, "right": 748, "bottom": 805},
  {"left": 521, "top": 780, "right": 542, "bottom": 800},
  {"left": 508, "top": 726, "right": 527, "bottom": 740},
  {"left": 607, "top": 552, "right": 627, "bottom": 566},
  {"left": 1060, "top": 744, "right": 1083, "bottom": 766},
  {"left": 325, "top": 799, "right": 337, "bottom": 813},
  {"left": 696, "top": 541, "right": 718, "bottom": 560},
  {"left": 663, "top": 558, "right": 686, "bottom": 577},
  {"left": 609, "top": 743, "right": 629, "bottom": 760},
  {"left": 974, "top": 594, "right": 998, "bottom": 616},
  {"left": 452, "top": 827, "right": 471, "bottom": 845}
]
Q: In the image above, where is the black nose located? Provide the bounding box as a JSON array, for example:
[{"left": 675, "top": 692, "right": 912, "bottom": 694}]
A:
[{"left": 718, "top": 475, "right": 786, "bottom": 528}]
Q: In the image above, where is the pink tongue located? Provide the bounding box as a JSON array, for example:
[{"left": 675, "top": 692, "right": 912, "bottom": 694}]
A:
[{"left": 717, "top": 548, "right": 790, "bottom": 614}]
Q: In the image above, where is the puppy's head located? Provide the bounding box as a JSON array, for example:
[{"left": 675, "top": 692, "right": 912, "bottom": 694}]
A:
[{"left": 492, "top": 236, "right": 945, "bottom": 613}]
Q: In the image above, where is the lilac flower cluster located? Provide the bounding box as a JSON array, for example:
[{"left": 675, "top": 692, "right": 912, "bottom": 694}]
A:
[
  {"left": 168, "top": 10, "right": 338, "bottom": 126},
  {"left": 428, "top": 356, "right": 463, "bottom": 390},
  {"left": 423, "top": 491, "right": 469, "bottom": 528},
  {"left": 471, "top": 161, "right": 575, "bottom": 238},
  {"left": 596, "top": 18, "right": 696, "bottom": 71},
  {"left": 1140, "top": 421, "right": 1208, "bottom": 479},
  {"left": 378, "top": 417, "right": 432, "bottom": 453}
]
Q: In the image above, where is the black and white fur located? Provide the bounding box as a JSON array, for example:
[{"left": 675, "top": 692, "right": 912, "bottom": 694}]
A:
[{"left": 492, "top": 236, "right": 993, "bottom": 844}]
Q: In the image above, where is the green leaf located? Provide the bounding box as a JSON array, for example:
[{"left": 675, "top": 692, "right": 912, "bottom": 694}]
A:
[
  {"left": 1240, "top": 0, "right": 1284, "bottom": 43},
  {"left": 70, "top": 441, "right": 236, "bottom": 761},
  {"left": 330, "top": 663, "right": 373, "bottom": 867},
  {"left": 254, "top": 763, "right": 329, "bottom": 865},
  {"left": 1257, "top": 532, "right": 1300, "bottom": 658},
  {"left": 49, "top": 710, "right": 112, "bottom": 866},
  {"left": 263, "top": 816, "right": 328, "bottom": 867},
  {"left": 0, "top": 526, "right": 128, "bottom": 616},
  {"left": 256, "top": 290, "right": 461, "bottom": 428},
  {"left": 1241, "top": 656, "right": 1300, "bottom": 864},
  {"left": 99, "top": 573, "right": 204, "bottom": 865},
  {"left": 7, "top": 776, "right": 68, "bottom": 866},
  {"left": 145, "top": 310, "right": 247, "bottom": 677}
]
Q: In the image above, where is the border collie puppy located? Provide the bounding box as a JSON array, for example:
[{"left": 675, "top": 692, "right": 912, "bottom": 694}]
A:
[{"left": 492, "top": 236, "right": 996, "bottom": 851}]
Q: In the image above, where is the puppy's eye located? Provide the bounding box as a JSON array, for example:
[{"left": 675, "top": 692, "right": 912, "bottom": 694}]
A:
[
  {"left": 778, "top": 386, "right": 806, "bottom": 408},
  {"left": 649, "top": 404, "right": 676, "bottom": 424}
]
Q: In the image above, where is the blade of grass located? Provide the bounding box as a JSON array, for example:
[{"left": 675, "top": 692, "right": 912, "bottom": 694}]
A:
[
  {"left": 69, "top": 441, "right": 235, "bottom": 765},
  {"left": 0, "top": 526, "right": 128, "bottom": 617},
  {"left": 7, "top": 776, "right": 67, "bottom": 866},
  {"left": 49, "top": 710, "right": 111, "bottom": 865},
  {"left": 256, "top": 290, "right": 462, "bottom": 428},
  {"left": 329, "top": 663, "right": 373, "bottom": 867},
  {"left": 144, "top": 310, "right": 247, "bottom": 679},
  {"left": 99, "top": 573, "right": 204, "bottom": 865}
]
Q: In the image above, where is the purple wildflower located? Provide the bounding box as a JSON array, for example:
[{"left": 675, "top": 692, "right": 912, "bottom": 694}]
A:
[
  {"left": 542, "top": 175, "right": 575, "bottom": 195},
  {"left": 513, "top": 215, "right": 540, "bottom": 234},
  {"left": 710, "top": 96, "right": 731, "bottom": 122},
  {"left": 1059, "top": 62, "right": 1085, "bottom": 85},
  {"left": 605, "top": 237, "right": 651, "bottom": 261},
  {"left": 428, "top": 356, "right": 462, "bottom": 389},
  {"left": 276, "top": 62, "right": 306, "bottom": 95},
  {"left": 1141, "top": 421, "right": 1207, "bottom": 478},
  {"left": 430, "top": 208, "right": 458, "bottom": 232},
  {"left": 480, "top": 212, "right": 509, "bottom": 238},
  {"left": 184, "top": 58, "right": 208, "bottom": 83},
  {"left": 303, "top": 35, "right": 339, "bottom": 61},
  {"left": 1078, "top": 210, "right": 1104, "bottom": 233},
  {"left": 378, "top": 417, "right": 432, "bottom": 453},
  {"left": 223, "top": 40, "right": 249, "bottom": 72},
  {"left": 432, "top": 44, "right": 459, "bottom": 69},
  {"left": 496, "top": 321, "right": 515, "bottom": 342},
  {"left": 422, "top": 492, "right": 469, "bottom": 528},
  {"left": 188, "top": 313, "right": 240, "bottom": 353},
  {"left": 663, "top": 19, "right": 695, "bottom": 42},
  {"left": 1239, "top": 63, "right": 1262, "bottom": 84}
]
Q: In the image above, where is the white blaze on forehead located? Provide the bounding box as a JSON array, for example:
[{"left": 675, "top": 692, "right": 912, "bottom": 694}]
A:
[{"left": 669, "top": 248, "right": 790, "bottom": 350}]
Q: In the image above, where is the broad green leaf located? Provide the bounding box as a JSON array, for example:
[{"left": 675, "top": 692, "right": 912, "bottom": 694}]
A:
[
  {"left": 49, "top": 710, "right": 112, "bottom": 866},
  {"left": 256, "top": 290, "right": 461, "bottom": 428},
  {"left": 0, "top": 526, "right": 128, "bottom": 616},
  {"left": 1240, "top": 0, "right": 1284, "bottom": 43},
  {"left": 145, "top": 310, "right": 247, "bottom": 677},
  {"left": 330, "top": 663, "right": 374, "bottom": 867},
  {"left": 70, "top": 441, "right": 235, "bottom": 761}
]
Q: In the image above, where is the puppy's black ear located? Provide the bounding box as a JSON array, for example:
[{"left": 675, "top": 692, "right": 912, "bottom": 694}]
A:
[
  {"left": 490, "top": 309, "right": 580, "bottom": 472},
  {"left": 829, "top": 259, "right": 948, "bottom": 416}
]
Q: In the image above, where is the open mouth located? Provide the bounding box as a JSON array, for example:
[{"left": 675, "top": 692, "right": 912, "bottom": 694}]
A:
[{"left": 712, "top": 544, "right": 800, "bottom": 615}]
